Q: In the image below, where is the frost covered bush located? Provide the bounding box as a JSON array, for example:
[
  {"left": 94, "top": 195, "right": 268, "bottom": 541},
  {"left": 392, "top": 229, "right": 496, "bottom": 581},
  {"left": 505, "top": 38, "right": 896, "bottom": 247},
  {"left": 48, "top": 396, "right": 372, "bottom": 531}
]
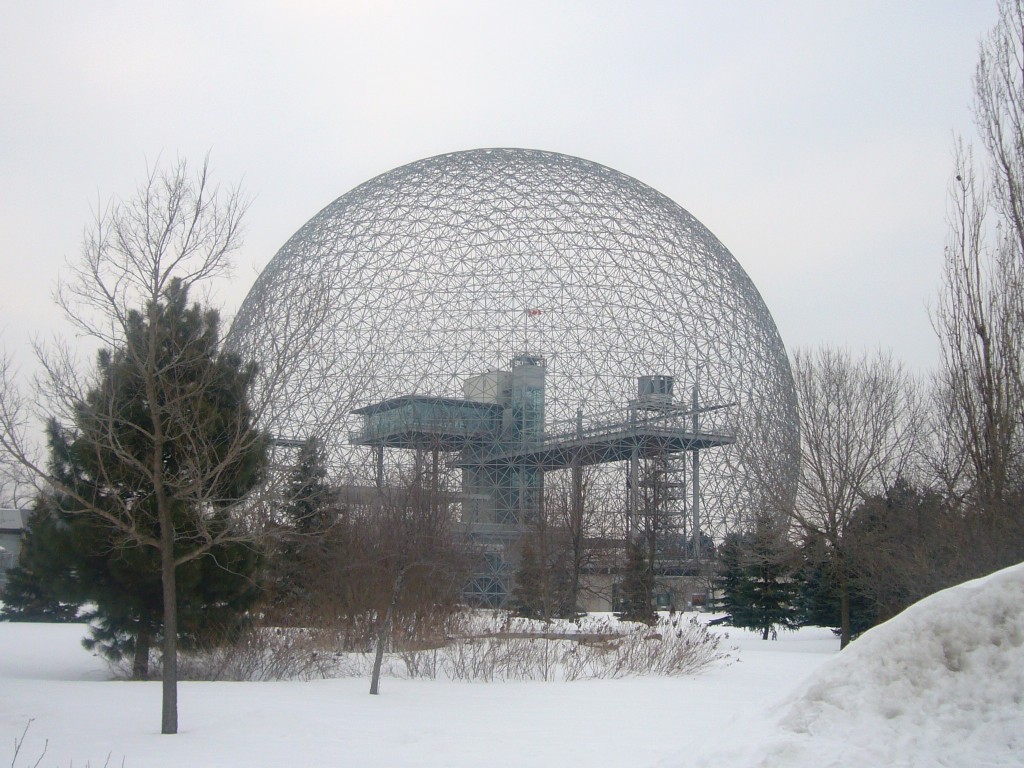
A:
[
  {"left": 172, "top": 626, "right": 360, "bottom": 682},
  {"left": 419, "top": 613, "right": 726, "bottom": 682},
  {"left": 562, "top": 615, "right": 728, "bottom": 680},
  {"left": 172, "top": 609, "right": 462, "bottom": 681},
  {"left": 175, "top": 612, "right": 727, "bottom": 682}
]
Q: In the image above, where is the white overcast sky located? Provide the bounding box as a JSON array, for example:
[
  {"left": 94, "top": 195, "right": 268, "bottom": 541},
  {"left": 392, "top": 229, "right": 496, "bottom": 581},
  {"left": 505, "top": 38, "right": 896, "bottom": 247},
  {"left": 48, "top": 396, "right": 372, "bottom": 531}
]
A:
[{"left": 0, "top": 1, "right": 999, "bottom": 376}]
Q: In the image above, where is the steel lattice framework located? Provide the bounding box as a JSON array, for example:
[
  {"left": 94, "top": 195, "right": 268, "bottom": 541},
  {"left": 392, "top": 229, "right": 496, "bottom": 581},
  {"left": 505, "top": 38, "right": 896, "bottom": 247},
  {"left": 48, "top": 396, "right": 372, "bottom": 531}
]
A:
[{"left": 228, "top": 148, "right": 799, "bottom": 546}]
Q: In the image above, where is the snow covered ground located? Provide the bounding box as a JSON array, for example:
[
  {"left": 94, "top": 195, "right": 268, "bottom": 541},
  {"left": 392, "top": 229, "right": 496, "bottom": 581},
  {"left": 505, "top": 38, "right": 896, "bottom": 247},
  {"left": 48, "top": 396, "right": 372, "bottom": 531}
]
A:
[{"left": 2, "top": 564, "right": 1022, "bottom": 767}]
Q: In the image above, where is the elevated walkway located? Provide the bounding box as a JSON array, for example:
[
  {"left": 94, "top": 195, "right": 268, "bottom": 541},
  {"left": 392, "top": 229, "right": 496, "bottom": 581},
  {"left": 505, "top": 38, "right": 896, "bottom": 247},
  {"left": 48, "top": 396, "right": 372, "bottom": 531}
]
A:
[
  {"left": 456, "top": 407, "right": 734, "bottom": 469},
  {"left": 349, "top": 394, "right": 734, "bottom": 470}
]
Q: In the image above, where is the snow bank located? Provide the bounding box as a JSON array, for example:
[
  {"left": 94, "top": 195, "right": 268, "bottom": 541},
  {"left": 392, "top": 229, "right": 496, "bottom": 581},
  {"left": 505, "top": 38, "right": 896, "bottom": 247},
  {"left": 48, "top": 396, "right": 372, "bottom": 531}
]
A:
[{"left": 738, "top": 563, "right": 1024, "bottom": 768}]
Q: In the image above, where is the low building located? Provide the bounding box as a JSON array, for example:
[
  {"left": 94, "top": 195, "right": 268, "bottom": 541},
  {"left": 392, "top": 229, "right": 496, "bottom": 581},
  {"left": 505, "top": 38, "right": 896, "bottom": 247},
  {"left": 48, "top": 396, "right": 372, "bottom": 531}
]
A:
[{"left": 0, "top": 508, "right": 28, "bottom": 589}]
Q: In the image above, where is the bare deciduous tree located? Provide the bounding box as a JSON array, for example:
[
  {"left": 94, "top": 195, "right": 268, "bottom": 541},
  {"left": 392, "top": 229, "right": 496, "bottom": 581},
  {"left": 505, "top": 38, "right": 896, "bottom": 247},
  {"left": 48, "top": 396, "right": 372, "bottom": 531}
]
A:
[
  {"left": 975, "top": 0, "right": 1024, "bottom": 259},
  {"left": 552, "top": 463, "right": 603, "bottom": 617},
  {"left": 790, "top": 347, "right": 922, "bottom": 648},
  {"left": 365, "top": 480, "right": 471, "bottom": 695},
  {"left": 0, "top": 356, "right": 32, "bottom": 507},
  {"left": 0, "top": 158, "right": 266, "bottom": 734},
  {"left": 514, "top": 465, "right": 604, "bottom": 619},
  {"left": 935, "top": 151, "right": 1022, "bottom": 523},
  {"left": 931, "top": 0, "right": 1024, "bottom": 568}
]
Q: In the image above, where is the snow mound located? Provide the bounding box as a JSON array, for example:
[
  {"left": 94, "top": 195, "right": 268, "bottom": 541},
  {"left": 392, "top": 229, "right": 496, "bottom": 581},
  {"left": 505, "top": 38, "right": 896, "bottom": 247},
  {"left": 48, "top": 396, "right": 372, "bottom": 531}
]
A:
[{"left": 758, "top": 562, "right": 1024, "bottom": 767}]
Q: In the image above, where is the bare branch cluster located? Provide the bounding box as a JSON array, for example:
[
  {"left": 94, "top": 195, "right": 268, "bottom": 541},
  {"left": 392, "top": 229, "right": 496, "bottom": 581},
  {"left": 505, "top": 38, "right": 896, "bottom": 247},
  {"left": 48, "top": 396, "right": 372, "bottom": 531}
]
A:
[
  {"left": 790, "top": 347, "right": 923, "bottom": 647},
  {"left": 57, "top": 158, "right": 246, "bottom": 346},
  {"left": 0, "top": 157, "right": 263, "bottom": 735},
  {"left": 930, "top": 0, "right": 1024, "bottom": 568},
  {"left": 169, "top": 612, "right": 726, "bottom": 683},
  {"left": 794, "top": 348, "right": 923, "bottom": 528}
]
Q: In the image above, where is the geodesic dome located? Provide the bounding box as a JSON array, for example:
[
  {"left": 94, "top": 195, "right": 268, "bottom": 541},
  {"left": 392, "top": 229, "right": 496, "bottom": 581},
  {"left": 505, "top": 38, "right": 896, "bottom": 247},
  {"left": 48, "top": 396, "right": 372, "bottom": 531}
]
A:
[{"left": 228, "top": 148, "right": 798, "bottom": 538}]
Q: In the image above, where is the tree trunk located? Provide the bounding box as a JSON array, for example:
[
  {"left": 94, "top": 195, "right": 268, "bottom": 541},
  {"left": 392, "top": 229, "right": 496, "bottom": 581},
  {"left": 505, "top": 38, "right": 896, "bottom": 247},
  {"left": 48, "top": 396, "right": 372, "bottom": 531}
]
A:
[
  {"left": 160, "top": 519, "right": 178, "bottom": 734},
  {"left": 839, "top": 572, "right": 852, "bottom": 649},
  {"left": 568, "top": 546, "right": 581, "bottom": 618},
  {"left": 569, "top": 462, "right": 583, "bottom": 616},
  {"left": 133, "top": 624, "right": 152, "bottom": 681},
  {"left": 370, "top": 571, "right": 403, "bottom": 695}
]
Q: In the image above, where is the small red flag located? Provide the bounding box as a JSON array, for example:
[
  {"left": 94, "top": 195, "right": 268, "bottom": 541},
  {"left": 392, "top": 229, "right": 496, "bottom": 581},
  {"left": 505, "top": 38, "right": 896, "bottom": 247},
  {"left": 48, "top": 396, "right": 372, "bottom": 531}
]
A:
[{"left": 527, "top": 309, "right": 543, "bottom": 317}]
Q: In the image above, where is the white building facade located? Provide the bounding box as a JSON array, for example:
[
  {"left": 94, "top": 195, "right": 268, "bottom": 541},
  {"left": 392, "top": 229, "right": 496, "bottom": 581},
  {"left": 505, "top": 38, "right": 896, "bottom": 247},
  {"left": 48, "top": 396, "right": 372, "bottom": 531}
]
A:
[{"left": 0, "top": 508, "right": 27, "bottom": 588}]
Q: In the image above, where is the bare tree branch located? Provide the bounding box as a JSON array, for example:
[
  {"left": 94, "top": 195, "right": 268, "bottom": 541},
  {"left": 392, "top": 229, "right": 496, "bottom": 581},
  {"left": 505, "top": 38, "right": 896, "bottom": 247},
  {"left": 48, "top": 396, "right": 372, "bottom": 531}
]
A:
[
  {"left": 790, "top": 346, "right": 922, "bottom": 647},
  {"left": 0, "top": 157, "right": 263, "bottom": 736}
]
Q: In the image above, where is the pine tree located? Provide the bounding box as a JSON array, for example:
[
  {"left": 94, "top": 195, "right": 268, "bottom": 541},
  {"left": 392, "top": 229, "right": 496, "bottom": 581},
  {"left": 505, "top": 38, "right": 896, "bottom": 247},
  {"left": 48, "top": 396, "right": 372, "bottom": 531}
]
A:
[
  {"left": 796, "top": 533, "right": 873, "bottom": 637},
  {"left": 745, "top": 518, "right": 799, "bottom": 639},
  {"left": 712, "top": 532, "right": 753, "bottom": 622},
  {"left": 29, "top": 281, "right": 266, "bottom": 679},
  {"left": 0, "top": 159, "right": 256, "bottom": 733},
  {"left": 616, "top": 540, "right": 656, "bottom": 624},
  {"left": 0, "top": 505, "right": 79, "bottom": 623},
  {"left": 845, "top": 479, "right": 962, "bottom": 622},
  {"left": 713, "top": 516, "right": 799, "bottom": 640},
  {"left": 282, "top": 439, "right": 334, "bottom": 536},
  {"left": 510, "top": 538, "right": 544, "bottom": 619},
  {"left": 271, "top": 439, "right": 336, "bottom": 611}
]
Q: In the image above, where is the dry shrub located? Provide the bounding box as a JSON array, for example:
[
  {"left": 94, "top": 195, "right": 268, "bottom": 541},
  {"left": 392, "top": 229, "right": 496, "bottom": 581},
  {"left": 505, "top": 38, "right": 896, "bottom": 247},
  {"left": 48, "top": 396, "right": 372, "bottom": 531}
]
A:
[
  {"left": 414, "top": 613, "right": 727, "bottom": 682},
  {"left": 170, "top": 626, "right": 343, "bottom": 682},
  {"left": 174, "top": 607, "right": 465, "bottom": 682},
  {"left": 174, "top": 611, "right": 727, "bottom": 683}
]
